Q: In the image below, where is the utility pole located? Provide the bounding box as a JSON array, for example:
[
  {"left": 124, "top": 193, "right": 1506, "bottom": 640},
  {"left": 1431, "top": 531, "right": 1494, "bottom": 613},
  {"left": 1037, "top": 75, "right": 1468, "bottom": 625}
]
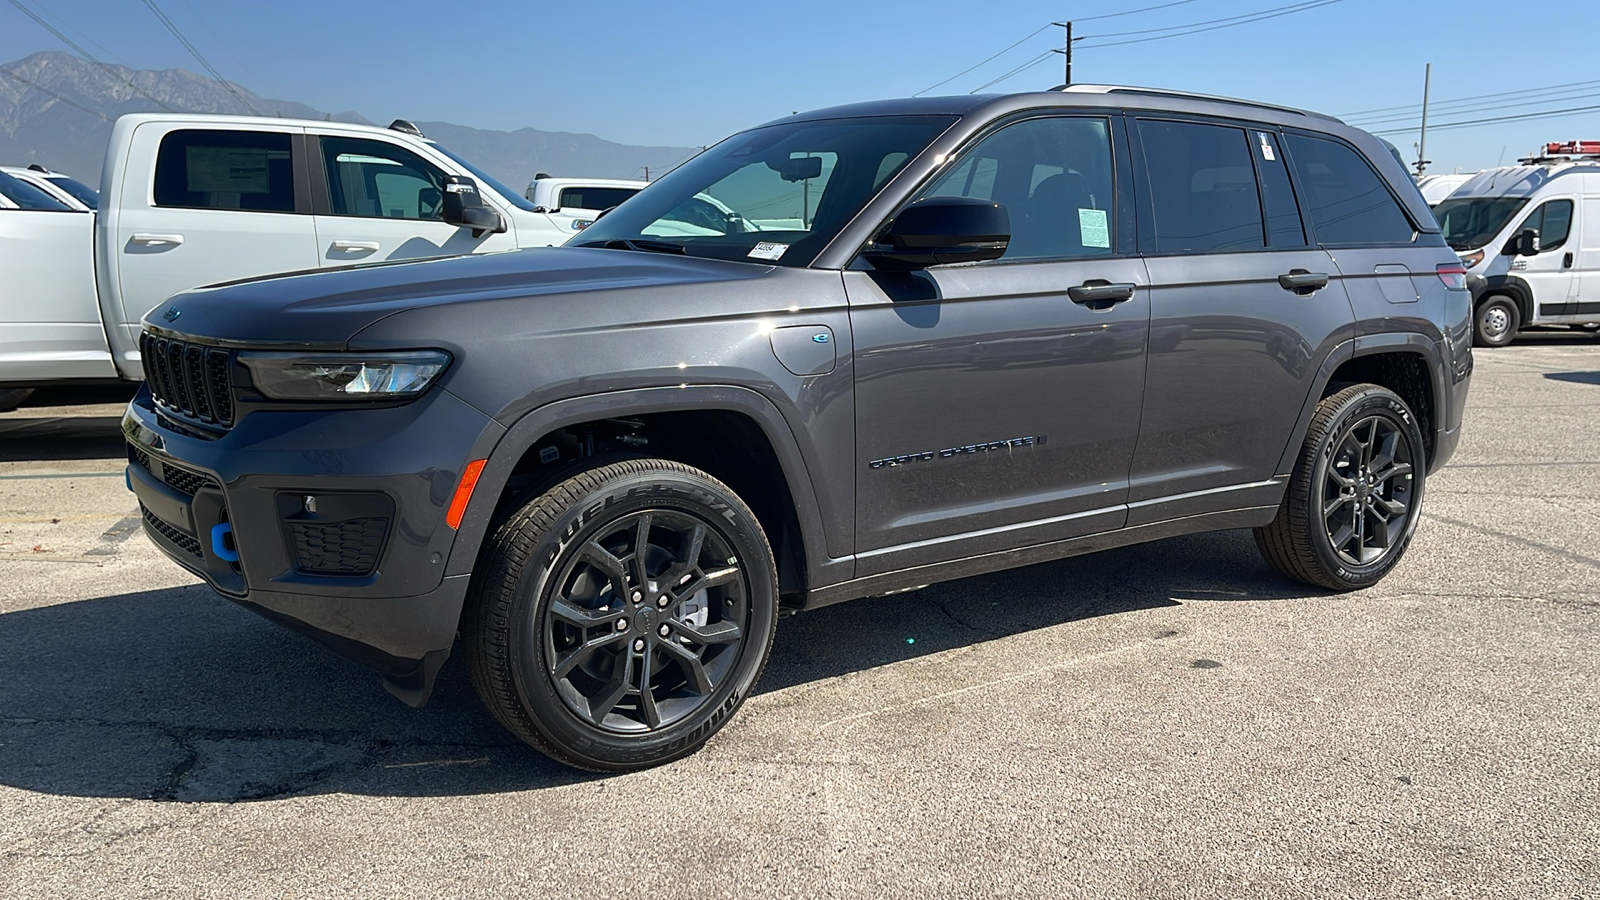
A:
[
  {"left": 1051, "top": 21, "right": 1083, "bottom": 86},
  {"left": 1415, "top": 63, "right": 1432, "bottom": 177},
  {"left": 644, "top": 166, "right": 650, "bottom": 182}
]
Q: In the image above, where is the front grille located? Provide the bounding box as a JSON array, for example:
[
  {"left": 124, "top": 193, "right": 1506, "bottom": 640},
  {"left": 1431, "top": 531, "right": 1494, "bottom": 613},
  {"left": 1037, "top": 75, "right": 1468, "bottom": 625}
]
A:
[
  {"left": 141, "top": 503, "right": 203, "bottom": 558},
  {"left": 289, "top": 517, "right": 388, "bottom": 576},
  {"left": 140, "top": 333, "right": 234, "bottom": 426},
  {"left": 128, "top": 445, "right": 218, "bottom": 497}
]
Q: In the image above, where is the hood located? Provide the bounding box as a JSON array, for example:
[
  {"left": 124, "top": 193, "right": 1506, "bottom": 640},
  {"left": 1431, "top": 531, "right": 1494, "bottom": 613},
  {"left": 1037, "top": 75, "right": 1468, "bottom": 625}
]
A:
[{"left": 144, "top": 247, "right": 773, "bottom": 346}]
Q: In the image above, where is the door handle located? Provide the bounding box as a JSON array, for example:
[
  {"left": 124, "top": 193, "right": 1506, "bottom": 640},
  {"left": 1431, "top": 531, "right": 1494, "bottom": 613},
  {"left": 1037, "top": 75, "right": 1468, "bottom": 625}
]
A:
[
  {"left": 1564, "top": 252, "right": 1575, "bottom": 269},
  {"left": 1067, "top": 280, "right": 1136, "bottom": 310},
  {"left": 1278, "top": 269, "right": 1330, "bottom": 295},
  {"left": 130, "top": 233, "right": 184, "bottom": 246},
  {"left": 330, "top": 240, "right": 380, "bottom": 252}
]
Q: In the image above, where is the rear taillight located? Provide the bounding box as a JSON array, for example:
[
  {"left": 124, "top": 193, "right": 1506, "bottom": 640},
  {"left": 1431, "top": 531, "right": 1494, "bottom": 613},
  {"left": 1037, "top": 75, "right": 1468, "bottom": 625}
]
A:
[{"left": 1436, "top": 263, "right": 1467, "bottom": 290}]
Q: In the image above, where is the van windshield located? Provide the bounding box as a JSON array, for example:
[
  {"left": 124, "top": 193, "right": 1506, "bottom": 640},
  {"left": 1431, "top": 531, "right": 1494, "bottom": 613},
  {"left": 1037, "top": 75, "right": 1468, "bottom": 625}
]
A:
[{"left": 1433, "top": 196, "right": 1530, "bottom": 250}]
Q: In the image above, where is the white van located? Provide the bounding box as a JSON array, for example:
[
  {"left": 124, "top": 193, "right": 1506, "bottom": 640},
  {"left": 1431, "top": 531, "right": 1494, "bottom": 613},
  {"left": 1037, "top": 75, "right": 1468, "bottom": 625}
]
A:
[
  {"left": 1, "top": 114, "right": 619, "bottom": 403},
  {"left": 1433, "top": 142, "right": 1600, "bottom": 346},
  {"left": 1415, "top": 172, "right": 1476, "bottom": 205}
]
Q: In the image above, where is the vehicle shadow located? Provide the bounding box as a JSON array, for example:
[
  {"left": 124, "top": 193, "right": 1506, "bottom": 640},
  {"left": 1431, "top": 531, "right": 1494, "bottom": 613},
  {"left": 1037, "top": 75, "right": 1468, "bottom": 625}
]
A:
[
  {"left": 0, "top": 415, "right": 127, "bottom": 462},
  {"left": 0, "top": 528, "right": 1317, "bottom": 801},
  {"left": 1544, "top": 371, "right": 1600, "bottom": 386}
]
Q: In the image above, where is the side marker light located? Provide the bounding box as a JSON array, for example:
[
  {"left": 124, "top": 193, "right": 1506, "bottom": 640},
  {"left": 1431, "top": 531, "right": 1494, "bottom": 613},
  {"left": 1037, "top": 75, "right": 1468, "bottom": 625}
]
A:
[{"left": 447, "top": 459, "right": 488, "bottom": 530}]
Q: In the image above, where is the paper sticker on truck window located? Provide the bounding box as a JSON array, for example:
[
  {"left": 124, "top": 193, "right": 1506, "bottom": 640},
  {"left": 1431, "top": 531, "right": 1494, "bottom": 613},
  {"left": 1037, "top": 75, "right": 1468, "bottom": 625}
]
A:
[
  {"left": 748, "top": 242, "right": 789, "bottom": 261},
  {"left": 185, "top": 147, "right": 272, "bottom": 194},
  {"left": 1078, "top": 208, "right": 1111, "bottom": 249},
  {"left": 1258, "top": 132, "right": 1277, "bottom": 161}
]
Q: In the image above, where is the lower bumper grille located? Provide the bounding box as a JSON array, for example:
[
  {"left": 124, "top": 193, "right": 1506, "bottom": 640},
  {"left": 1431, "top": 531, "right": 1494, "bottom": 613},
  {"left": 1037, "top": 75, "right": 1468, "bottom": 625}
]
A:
[
  {"left": 141, "top": 503, "right": 203, "bottom": 558},
  {"left": 289, "top": 517, "right": 388, "bottom": 576},
  {"left": 129, "top": 446, "right": 219, "bottom": 497}
]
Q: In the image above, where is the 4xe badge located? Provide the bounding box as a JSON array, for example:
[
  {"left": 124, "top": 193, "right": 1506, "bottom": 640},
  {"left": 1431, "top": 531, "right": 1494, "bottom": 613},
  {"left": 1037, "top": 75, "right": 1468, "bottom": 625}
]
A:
[{"left": 162, "top": 306, "right": 181, "bottom": 322}]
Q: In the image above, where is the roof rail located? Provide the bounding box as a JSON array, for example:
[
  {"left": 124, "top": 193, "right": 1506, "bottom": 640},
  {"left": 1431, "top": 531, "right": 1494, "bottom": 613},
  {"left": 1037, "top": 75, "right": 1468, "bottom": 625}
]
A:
[{"left": 1052, "top": 84, "right": 1338, "bottom": 121}]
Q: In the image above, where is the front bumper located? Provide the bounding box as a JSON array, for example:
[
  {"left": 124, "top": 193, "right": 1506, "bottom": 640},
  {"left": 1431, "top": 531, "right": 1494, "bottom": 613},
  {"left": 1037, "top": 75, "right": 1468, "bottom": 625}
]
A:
[{"left": 123, "top": 386, "right": 502, "bottom": 704}]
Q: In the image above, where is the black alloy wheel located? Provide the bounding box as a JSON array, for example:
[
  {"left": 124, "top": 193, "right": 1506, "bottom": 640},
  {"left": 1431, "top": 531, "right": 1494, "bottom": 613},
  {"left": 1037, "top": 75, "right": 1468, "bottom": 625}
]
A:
[
  {"left": 543, "top": 508, "right": 749, "bottom": 733},
  {"left": 464, "top": 458, "right": 777, "bottom": 771},
  {"left": 1255, "top": 384, "right": 1427, "bottom": 590}
]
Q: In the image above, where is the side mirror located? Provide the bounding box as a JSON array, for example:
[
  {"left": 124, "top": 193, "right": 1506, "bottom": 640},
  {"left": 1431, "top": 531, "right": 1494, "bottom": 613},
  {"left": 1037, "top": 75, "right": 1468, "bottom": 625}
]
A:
[
  {"left": 441, "top": 176, "right": 506, "bottom": 236},
  {"left": 1507, "top": 227, "right": 1541, "bottom": 257},
  {"left": 861, "top": 197, "right": 1010, "bottom": 271}
]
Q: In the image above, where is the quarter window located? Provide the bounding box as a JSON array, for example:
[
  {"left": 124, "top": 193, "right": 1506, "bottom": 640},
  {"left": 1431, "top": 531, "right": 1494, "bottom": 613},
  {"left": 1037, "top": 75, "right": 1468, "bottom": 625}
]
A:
[
  {"left": 918, "top": 116, "right": 1116, "bottom": 261},
  {"left": 1138, "top": 120, "right": 1264, "bottom": 253},
  {"left": 154, "top": 130, "right": 296, "bottom": 212},
  {"left": 320, "top": 137, "right": 448, "bottom": 220},
  {"left": 1516, "top": 199, "right": 1573, "bottom": 252},
  {"left": 1284, "top": 134, "right": 1415, "bottom": 245}
]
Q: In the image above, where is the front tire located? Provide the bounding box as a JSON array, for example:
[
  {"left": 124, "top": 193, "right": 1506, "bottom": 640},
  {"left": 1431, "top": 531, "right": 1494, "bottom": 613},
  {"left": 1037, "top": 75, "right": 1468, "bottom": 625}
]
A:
[
  {"left": 1255, "top": 384, "right": 1427, "bottom": 591},
  {"left": 463, "top": 458, "right": 778, "bottom": 772},
  {"left": 1473, "top": 295, "right": 1520, "bottom": 347}
]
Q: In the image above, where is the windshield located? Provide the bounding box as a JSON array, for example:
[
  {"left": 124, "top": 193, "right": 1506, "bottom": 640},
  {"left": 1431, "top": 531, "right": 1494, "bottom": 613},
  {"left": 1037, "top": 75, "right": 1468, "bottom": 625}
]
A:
[
  {"left": 46, "top": 175, "right": 98, "bottom": 209},
  {"left": 574, "top": 115, "right": 959, "bottom": 268},
  {"left": 1433, "top": 196, "right": 1530, "bottom": 250},
  {"left": 429, "top": 143, "right": 538, "bottom": 212},
  {"left": 0, "top": 171, "right": 72, "bottom": 210}
]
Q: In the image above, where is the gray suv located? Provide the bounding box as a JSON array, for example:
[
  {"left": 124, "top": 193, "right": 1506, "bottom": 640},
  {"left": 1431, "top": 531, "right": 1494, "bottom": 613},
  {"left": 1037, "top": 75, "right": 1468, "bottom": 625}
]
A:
[{"left": 125, "top": 85, "right": 1473, "bottom": 771}]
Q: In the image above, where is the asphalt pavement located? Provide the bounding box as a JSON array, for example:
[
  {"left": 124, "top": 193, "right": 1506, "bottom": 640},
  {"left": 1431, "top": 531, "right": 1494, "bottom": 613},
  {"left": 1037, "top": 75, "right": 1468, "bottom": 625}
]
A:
[{"left": 1, "top": 336, "right": 1597, "bottom": 899}]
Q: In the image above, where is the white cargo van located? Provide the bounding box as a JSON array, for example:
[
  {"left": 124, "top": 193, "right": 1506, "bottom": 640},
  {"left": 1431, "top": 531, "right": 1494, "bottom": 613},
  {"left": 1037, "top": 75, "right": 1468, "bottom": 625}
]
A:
[
  {"left": 1433, "top": 142, "right": 1600, "bottom": 346},
  {"left": 0, "top": 113, "right": 639, "bottom": 401}
]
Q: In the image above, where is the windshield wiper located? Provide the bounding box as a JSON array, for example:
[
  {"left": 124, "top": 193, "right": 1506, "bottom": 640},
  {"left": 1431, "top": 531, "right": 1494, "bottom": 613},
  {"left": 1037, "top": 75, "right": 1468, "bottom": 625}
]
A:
[{"left": 580, "top": 238, "right": 687, "bottom": 256}]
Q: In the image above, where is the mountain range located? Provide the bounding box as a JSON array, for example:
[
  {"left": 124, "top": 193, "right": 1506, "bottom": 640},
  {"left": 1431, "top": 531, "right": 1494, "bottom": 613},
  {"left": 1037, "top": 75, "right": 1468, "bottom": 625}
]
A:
[{"left": 0, "top": 51, "right": 698, "bottom": 188}]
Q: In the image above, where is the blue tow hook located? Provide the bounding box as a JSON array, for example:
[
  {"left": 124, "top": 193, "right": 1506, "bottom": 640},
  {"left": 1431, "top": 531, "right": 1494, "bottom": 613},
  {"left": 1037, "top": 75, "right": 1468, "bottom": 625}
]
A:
[{"left": 210, "top": 523, "right": 239, "bottom": 562}]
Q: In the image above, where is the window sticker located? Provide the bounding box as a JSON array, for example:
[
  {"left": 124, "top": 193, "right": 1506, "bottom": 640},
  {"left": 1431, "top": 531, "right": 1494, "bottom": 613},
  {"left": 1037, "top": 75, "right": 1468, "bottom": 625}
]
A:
[
  {"left": 1258, "top": 132, "right": 1277, "bottom": 161},
  {"left": 748, "top": 241, "right": 789, "bottom": 261},
  {"left": 1078, "top": 208, "right": 1111, "bottom": 248},
  {"left": 185, "top": 146, "right": 273, "bottom": 194}
]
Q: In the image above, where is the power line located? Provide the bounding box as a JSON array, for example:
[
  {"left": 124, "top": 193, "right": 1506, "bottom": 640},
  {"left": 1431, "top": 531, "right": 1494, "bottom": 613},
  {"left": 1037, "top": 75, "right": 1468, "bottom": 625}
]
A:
[
  {"left": 1349, "top": 87, "right": 1600, "bottom": 129},
  {"left": 969, "top": 50, "right": 1056, "bottom": 93},
  {"left": 915, "top": 23, "right": 1053, "bottom": 96},
  {"left": 1340, "top": 78, "right": 1600, "bottom": 118},
  {"left": 1372, "top": 103, "right": 1600, "bottom": 136},
  {"left": 1073, "top": 0, "right": 1204, "bottom": 22},
  {"left": 1082, "top": 0, "right": 1330, "bottom": 38},
  {"left": 1077, "top": 0, "right": 1342, "bottom": 49},
  {"left": 138, "top": 0, "right": 260, "bottom": 115},
  {"left": 0, "top": 64, "right": 109, "bottom": 120},
  {"left": 175, "top": 0, "right": 262, "bottom": 88},
  {"left": 3, "top": 0, "right": 176, "bottom": 111},
  {"left": 1345, "top": 79, "right": 1600, "bottom": 125}
]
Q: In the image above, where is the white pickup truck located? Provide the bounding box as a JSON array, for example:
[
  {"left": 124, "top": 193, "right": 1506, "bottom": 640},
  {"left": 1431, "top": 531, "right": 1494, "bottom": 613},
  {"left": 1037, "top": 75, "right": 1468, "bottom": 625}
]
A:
[
  {"left": 524, "top": 174, "right": 647, "bottom": 237},
  {"left": 0, "top": 113, "right": 638, "bottom": 409}
]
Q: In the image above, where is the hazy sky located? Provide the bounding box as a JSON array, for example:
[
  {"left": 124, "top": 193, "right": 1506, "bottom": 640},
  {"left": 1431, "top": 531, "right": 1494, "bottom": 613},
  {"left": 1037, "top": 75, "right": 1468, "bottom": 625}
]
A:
[{"left": 3, "top": 0, "right": 1598, "bottom": 173}]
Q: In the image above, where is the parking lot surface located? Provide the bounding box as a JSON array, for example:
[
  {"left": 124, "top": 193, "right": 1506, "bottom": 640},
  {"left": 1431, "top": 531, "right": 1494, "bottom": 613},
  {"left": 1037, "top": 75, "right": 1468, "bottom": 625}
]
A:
[{"left": 2, "top": 339, "right": 1598, "bottom": 899}]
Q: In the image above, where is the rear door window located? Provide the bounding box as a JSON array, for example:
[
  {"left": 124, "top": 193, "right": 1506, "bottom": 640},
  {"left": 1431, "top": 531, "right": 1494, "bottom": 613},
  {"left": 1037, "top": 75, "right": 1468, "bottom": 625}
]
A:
[
  {"left": 1284, "top": 134, "right": 1415, "bottom": 245},
  {"left": 1137, "top": 120, "right": 1265, "bottom": 253},
  {"left": 154, "top": 130, "right": 297, "bottom": 212},
  {"left": 556, "top": 186, "right": 638, "bottom": 211},
  {"left": 319, "top": 137, "right": 449, "bottom": 220}
]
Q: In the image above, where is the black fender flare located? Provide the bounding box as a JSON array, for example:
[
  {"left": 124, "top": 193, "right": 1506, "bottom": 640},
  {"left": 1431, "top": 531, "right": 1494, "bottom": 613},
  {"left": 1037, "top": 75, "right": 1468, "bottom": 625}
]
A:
[
  {"left": 1273, "top": 333, "right": 1449, "bottom": 478},
  {"left": 441, "top": 384, "right": 846, "bottom": 589},
  {"left": 1473, "top": 273, "right": 1533, "bottom": 324}
]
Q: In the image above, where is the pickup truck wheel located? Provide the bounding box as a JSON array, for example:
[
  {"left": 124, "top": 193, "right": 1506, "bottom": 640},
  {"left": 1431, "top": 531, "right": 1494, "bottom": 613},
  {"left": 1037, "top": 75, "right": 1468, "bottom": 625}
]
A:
[
  {"left": 1254, "top": 384, "right": 1426, "bottom": 591},
  {"left": 462, "top": 458, "right": 777, "bottom": 772},
  {"left": 0, "top": 388, "right": 34, "bottom": 412},
  {"left": 1473, "top": 295, "right": 1520, "bottom": 347}
]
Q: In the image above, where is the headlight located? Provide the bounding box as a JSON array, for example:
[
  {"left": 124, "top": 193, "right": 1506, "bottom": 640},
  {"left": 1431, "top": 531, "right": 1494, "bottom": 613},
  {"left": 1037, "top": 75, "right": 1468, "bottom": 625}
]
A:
[
  {"left": 238, "top": 350, "right": 451, "bottom": 401},
  {"left": 1459, "top": 249, "right": 1484, "bottom": 269}
]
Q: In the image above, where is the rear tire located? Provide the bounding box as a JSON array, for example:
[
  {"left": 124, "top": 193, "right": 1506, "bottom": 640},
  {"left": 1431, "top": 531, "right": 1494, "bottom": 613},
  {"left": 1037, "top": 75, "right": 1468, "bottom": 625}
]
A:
[
  {"left": 0, "top": 388, "right": 34, "bottom": 412},
  {"left": 1254, "top": 384, "right": 1427, "bottom": 591},
  {"left": 462, "top": 458, "right": 778, "bottom": 772},
  {"left": 1473, "top": 295, "right": 1520, "bottom": 347}
]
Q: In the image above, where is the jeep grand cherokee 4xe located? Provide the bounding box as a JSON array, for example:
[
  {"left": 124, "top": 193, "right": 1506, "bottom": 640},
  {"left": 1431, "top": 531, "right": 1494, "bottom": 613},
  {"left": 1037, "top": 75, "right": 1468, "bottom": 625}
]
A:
[{"left": 125, "top": 85, "right": 1472, "bottom": 771}]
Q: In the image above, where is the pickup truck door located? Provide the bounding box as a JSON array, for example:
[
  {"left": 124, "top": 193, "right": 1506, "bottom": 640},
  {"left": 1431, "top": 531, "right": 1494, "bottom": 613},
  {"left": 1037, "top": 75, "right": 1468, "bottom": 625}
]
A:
[
  {"left": 847, "top": 114, "right": 1148, "bottom": 575},
  {"left": 0, "top": 200, "right": 110, "bottom": 383},
  {"left": 308, "top": 134, "right": 519, "bottom": 266},
  {"left": 107, "top": 124, "right": 319, "bottom": 368}
]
